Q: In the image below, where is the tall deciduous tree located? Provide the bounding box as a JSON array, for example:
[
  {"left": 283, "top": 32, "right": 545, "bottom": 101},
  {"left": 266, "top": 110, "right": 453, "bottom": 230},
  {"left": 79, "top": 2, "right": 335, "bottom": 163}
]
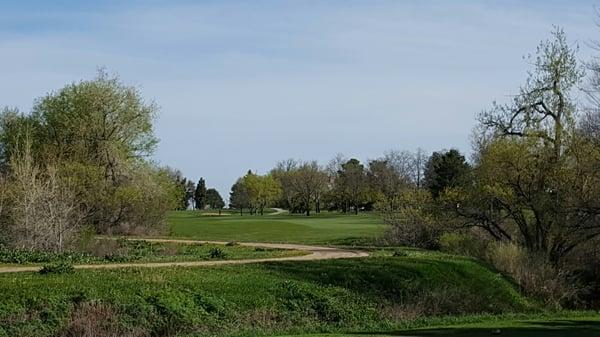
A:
[
  {"left": 367, "top": 159, "right": 407, "bottom": 208},
  {"left": 243, "top": 172, "right": 281, "bottom": 215},
  {"left": 337, "top": 159, "right": 368, "bottom": 215},
  {"left": 270, "top": 159, "right": 299, "bottom": 211},
  {"left": 0, "top": 71, "right": 177, "bottom": 236},
  {"left": 289, "top": 161, "right": 328, "bottom": 216},
  {"left": 446, "top": 28, "right": 599, "bottom": 264},
  {"left": 229, "top": 178, "right": 250, "bottom": 215}
]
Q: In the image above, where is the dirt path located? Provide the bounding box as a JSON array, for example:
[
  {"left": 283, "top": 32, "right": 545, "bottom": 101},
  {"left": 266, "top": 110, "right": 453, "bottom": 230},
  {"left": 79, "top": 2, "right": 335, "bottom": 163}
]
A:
[{"left": 0, "top": 239, "right": 368, "bottom": 274}]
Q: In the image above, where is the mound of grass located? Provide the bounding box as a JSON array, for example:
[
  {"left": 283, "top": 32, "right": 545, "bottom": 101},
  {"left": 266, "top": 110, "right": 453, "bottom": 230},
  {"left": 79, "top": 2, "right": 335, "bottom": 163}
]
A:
[
  {"left": 0, "top": 252, "right": 534, "bottom": 337},
  {"left": 168, "top": 211, "right": 387, "bottom": 244}
]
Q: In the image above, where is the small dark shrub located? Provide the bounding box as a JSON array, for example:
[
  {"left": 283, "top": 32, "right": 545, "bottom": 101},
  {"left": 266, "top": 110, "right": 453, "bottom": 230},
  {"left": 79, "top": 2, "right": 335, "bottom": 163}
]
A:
[
  {"left": 392, "top": 250, "right": 408, "bottom": 257},
  {"left": 225, "top": 242, "right": 238, "bottom": 247},
  {"left": 208, "top": 247, "right": 226, "bottom": 259},
  {"left": 39, "top": 262, "right": 75, "bottom": 275}
]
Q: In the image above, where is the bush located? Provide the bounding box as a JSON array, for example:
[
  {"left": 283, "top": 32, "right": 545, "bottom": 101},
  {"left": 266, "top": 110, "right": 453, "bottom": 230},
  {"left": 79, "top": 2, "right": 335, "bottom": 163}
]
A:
[
  {"left": 0, "top": 246, "right": 94, "bottom": 264},
  {"left": 39, "top": 262, "right": 75, "bottom": 275},
  {"left": 439, "top": 232, "right": 489, "bottom": 258},
  {"left": 208, "top": 247, "right": 226, "bottom": 259},
  {"left": 485, "top": 242, "right": 582, "bottom": 309},
  {"left": 379, "top": 189, "right": 442, "bottom": 249}
]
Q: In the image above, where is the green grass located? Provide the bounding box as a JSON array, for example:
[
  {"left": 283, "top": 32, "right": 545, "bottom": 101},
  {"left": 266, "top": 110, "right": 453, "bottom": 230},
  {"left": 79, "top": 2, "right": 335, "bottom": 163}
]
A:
[
  {"left": 283, "top": 316, "right": 600, "bottom": 336},
  {"left": 0, "top": 251, "right": 534, "bottom": 337},
  {"left": 168, "top": 211, "right": 387, "bottom": 244},
  {"left": 0, "top": 240, "right": 303, "bottom": 266}
]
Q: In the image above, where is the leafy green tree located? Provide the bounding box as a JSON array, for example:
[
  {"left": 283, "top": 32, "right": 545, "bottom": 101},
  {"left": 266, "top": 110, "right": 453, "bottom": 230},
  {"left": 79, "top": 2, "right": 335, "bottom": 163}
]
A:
[
  {"left": 194, "top": 178, "right": 207, "bottom": 210},
  {"left": 243, "top": 172, "right": 281, "bottom": 215},
  {"left": 0, "top": 71, "right": 177, "bottom": 236},
  {"left": 165, "top": 168, "right": 188, "bottom": 211},
  {"left": 32, "top": 70, "right": 157, "bottom": 181},
  {"left": 447, "top": 29, "right": 600, "bottom": 264},
  {"left": 205, "top": 188, "right": 225, "bottom": 214},
  {"left": 229, "top": 178, "right": 250, "bottom": 215},
  {"left": 423, "top": 149, "right": 470, "bottom": 199},
  {"left": 336, "top": 159, "right": 369, "bottom": 215}
]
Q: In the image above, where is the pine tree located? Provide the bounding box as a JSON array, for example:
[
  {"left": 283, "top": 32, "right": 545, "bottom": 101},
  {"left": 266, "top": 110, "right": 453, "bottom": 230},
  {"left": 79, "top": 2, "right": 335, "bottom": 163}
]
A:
[{"left": 194, "top": 178, "right": 207, "bottom": 209}]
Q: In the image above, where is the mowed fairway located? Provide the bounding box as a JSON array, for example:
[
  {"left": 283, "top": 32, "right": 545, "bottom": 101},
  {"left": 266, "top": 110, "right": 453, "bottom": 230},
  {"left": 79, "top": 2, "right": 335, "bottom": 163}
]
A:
[{"left": 168, "top": 211, "right": 387, "bottom": 244}]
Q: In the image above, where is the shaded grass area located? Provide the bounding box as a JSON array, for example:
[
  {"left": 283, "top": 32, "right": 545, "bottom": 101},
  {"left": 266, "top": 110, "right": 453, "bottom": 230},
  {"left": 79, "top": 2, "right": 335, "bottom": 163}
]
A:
[
  {"left": 0, "top": 239, "right": 302, "bottom": 266},
  {"left": 0, "top": 251, "right": 534, "bottom": 337},
  {"left": 168, "top": 211, "right": 387, "bottom": 244},
  {"left": 284, "top": 317, "right": 600, "bottom": 336}
]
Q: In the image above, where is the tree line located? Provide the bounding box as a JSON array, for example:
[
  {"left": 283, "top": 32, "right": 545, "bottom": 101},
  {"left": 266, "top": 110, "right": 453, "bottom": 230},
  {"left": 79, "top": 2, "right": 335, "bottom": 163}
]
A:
[
  {"left": 224, "top": 148, "right": 438, "bottom": 217},
  {"left": 219, "top": 28, "right": 599, "bottom": 307}
]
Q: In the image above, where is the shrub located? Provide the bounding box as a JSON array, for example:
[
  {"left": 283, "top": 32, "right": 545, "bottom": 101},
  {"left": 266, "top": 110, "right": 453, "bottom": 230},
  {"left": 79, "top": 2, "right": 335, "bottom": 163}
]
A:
[
  {"left": 439, "top": 232, "right": 489, "bottom": 258},
  {"left": 485, "top": 242, "right": 582, "bottom": 309},
  {"left": 392, "top": 250, "right": 408, "bottom": 257},
  {"left": 208, "top": 247, "right": 226, "bottom": 259},
  {"left": 39, "top": 262, "right": 75, "bottom": 275},
  {"left": 379, "top": 189, "right": 442, "bottom": 249},
  {"left": 0, "top": 247, "right": 94, "bottom": 264}
]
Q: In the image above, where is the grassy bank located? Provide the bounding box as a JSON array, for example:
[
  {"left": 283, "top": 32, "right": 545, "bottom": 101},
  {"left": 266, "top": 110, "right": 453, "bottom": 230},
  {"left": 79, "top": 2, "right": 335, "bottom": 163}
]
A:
[
  {"left": 168, "top": 211, "right": 386, "bottom": 244},
  {"left": 0, "top": 250, "right": 534, "bottom": 337}
]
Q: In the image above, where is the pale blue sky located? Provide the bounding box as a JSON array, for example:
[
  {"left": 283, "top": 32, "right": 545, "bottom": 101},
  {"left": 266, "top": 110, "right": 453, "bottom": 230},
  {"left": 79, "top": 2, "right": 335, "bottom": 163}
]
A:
[{"left": 0, "top": 1, "right": 597, "bottom": 198}]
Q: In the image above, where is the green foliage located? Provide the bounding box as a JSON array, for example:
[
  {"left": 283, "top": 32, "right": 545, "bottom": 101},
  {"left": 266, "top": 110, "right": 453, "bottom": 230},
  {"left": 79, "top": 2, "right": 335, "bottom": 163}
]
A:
[
  {"left": 380, "top": 189, "right": 442, "bottom": 249},
  {"left": 0, "top": 71, "right": 178, "bottom": 244},
  {"left": 332, "top": 158, "right": 370, "bottom": 214},
  {"left": 423, "top": 149, "right": 470, "bottom": 199},
  {"left": 194, "top": 177, "right": 207, "bottom": 209},
  {"left": 0, "top": 246, "right": 95, "bottom": 264},
  {"left": 208, "top": 247, "right": 227, "bottom": 259},
  {"left": 0, "top": 240, "right": 300, "bottom": 265},
  {"left": 439, "top": 232, "right": 489, "bottom": 258},
  {"left": 39, "top": 261, "right": 75, "bottom": 275},
  {"left": 229, "top": 178, "right": 251, "bottom": 213},
  {"left": 243, "top": 171, "right": 282, "bottom": 215},
  {"left": 206, "top": 188, "right": 225, "bottom": 210}
]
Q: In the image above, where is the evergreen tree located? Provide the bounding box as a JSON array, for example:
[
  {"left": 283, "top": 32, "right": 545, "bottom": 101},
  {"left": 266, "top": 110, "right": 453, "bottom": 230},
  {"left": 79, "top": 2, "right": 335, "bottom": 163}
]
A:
[{"left": 194, "top": 178, "right": 207, "bottom": 209}]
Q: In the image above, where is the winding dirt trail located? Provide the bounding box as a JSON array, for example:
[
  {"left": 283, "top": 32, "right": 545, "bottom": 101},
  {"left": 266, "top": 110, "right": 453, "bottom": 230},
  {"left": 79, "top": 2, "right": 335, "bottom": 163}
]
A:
[{"left": 0, "top": 239, "right": 368, "bottom": 274}]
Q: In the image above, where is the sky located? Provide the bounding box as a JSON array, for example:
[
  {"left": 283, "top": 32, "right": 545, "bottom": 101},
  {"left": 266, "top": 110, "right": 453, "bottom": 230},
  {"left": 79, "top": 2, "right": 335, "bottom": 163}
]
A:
[{"left": 0, "top": 0, "right": 598, "bottom": 200}]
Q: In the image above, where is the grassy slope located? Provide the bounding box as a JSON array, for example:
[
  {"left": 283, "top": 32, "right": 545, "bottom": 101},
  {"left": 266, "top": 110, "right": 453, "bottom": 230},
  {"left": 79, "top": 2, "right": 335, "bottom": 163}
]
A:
[
  {"left": 0, "top": 251, "right": 532, "bottom": 337},
  {"left": 168, "top": 211, "right": 386, "bottom": 244}
]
